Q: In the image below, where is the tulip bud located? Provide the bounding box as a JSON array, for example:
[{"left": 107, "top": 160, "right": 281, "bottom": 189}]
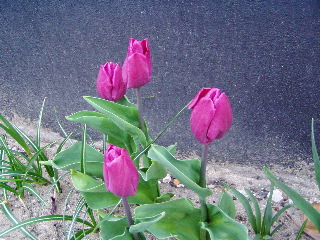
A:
[
  {"left": 103, "top": 145, "right": 139, "bottom": 197},
  {"left": 96, "top": 62, "right": 127, "bottom": 101},
  {"left": 188, "top": 88, "right": 232, "bottom": 145},
  {"left": 122, "top": 38, "right": 152, "bottom": 89}
]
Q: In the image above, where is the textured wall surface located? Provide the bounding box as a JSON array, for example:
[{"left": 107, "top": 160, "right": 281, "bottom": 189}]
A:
[{"left": 1, "top": 0, "right": 319, "bottom": 166}]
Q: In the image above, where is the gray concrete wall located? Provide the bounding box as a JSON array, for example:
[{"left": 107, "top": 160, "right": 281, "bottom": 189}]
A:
[{"left": 1, "top": 0, "right": 319, "bottom": 166}]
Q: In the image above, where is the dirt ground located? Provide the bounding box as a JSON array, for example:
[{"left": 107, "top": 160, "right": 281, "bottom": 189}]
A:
[{"left": 0, "top": 115, "right": 319, "bottom": 240}]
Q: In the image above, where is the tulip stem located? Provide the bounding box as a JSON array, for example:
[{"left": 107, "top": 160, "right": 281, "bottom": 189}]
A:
[
  {"left": 199, "top": 144, "right": 209, "bottom": 240},
  {"left": 136, "top": 87, "right": 146, "bottom": 134},
  {"left": 122, "top": 197, "right": 139, "bottom": 240}
]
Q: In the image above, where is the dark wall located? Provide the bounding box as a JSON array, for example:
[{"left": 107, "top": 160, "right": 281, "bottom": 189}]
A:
[{"left": 1, "top": 0, "right": 319, "bottom": 166}]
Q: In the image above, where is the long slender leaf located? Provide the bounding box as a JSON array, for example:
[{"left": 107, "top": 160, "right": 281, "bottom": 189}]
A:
[
  {"left": 295, "top": 219, "right": 307, "bottom": 240},
  {"left": 22, "top": 183, "right": 49, "bottom": 207},
  {"left": 311, "top": 118, "right": 320, "bottom": 191},
  {"left": 261, "top": 184, "right": 274, "bottom": 235},
  {"left": 67, "top": 197, "right": 86, "bottom": 240},
  {"left": 245, "top": 189, "right": 262, "bottom": 233},
  {"left": 231, "top": 188, "right": 257, "bottom": 233},
  {"left": 264, "top": 167, "right": 320, "bottom": 231},
  {"left": 0, "top": 114, "right": 31, "bottom": 154},
  {"left": 0, "top": 215, "right": 94, "bottom": 237},
  {"left": 0, "top": 198, "right": 38, "bottom": 239}
]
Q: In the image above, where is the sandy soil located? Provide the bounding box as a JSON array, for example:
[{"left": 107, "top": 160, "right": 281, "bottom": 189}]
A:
[{"left": 0, "top": 115, "right": 319, "bottom": 240}]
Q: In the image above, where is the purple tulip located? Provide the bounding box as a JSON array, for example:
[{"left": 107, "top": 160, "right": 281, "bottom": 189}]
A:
[
  {"left": 188, "top": 88, "right": 232, "bottom": 145},
  {"left": 122, "top": 38, "right": 152, "bottom": 89},
  {"left": 103, "top": 145, "right": 139, "bottom": 197},
  {"left": 96, "top": 62, "right": 127, "bottom": 101}
]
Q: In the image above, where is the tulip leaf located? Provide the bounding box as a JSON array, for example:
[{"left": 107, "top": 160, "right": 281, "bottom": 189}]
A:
[
  {"left": 52, "top": 141, "right": 104, "bottom": 178},
  {"left": 71, "top": 170, "right": 106, "bottom": 193},
  {"left": 134, "top": 198, "right": 201, "bottom": 240},
  {"left": 140, "top": 161, "right": 167, "bottom": 181},
  {"left": 66, "top": 111, "right": 130, "bottom": 143},
  {"left": 264, "top": 167, "right": 320, "bottom": 231},
  {"left": 130, "top": 212, "right": 165, "bottom": 234},
  {"left": 98, "top": 215, "right": 132, "bottom": 240},
  {"left": 218, "top": 190, "right": 236, "bottom": 219},
  {"left": 148, "top": 145, "right": 212, "bottom": 198},
  {"left": 155, "top": 193, "right": 175, "bottom": 203},
  {"left": 80, "top": 177, "right": 159, "bottom": 210},
  {"left": 202, "top": 204, "right": 248, "bottom": 240},
  {"left": 84, "top": 96, "right": 146, "bottom": 146},
  {"left": 82, "top": 192, "right": 120, "bottom": 210},
  {"left": 128, "top": 179, "right": 159, "bottom": 205}
]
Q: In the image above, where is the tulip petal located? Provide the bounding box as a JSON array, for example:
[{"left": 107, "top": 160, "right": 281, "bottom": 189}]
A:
[
  {"left": 207, "top": 93, "right": 233, "bottom": 140},
  {"left": 103, "top": 145, "right": 139, "bottom": 197},
  {"left": 190, "top": 98, "right": 216, "bottom": 145},
  {"left": 124, "top": 53, "right": 151, "bottom": 89}
]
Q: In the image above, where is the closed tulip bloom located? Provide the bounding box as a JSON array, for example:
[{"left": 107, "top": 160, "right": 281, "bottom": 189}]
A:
[
  {"left": 122, "top": 38, "right": 152, "bottom": 89},
  {"left": 103, "top": 145, "right": 139, "bottom": 197},
  {"left": 97, "top": 62, "right": 127, "bottom": 101},
  {"left": 188, "top": 88, "right": 232, "bottom": 145}
]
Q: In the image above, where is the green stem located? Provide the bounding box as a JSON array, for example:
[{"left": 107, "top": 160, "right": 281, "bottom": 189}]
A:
[
  {"left": 199, "top": 144, "right": 209, "bottom": 240},
  {"left": 122, "top": 197, "right": 139, "bottom": 240},
  {"left": 136, "top": 88, "right": 146, "bottom": 134}
]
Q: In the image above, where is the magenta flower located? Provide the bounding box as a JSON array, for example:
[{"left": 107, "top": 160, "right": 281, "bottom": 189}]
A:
[
  {"left": 103, "top": 145, "right": 139, "bottom": 197},
  {"left": 96, "top": 62, "right": 127, "bottom": 101},
  {"left": 122, "top": 38, "right": 152, "bottom": 89},
  {"left": 188, "top": 88, "right": 233, "bottom": 145}
]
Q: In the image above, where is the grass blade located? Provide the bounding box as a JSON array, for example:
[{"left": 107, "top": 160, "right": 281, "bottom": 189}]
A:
[
  {"left": 231, "top": 188, "right": 257, "bottom": 233},
  {"left": 264, "top": 167, "right": 320, "bottom": 231},
  {"left": 0, "top": 198, "right": 38, "bottom": 240},
  {"left": 245, "top": 189, "right": 262, "bottom": 233},
  {"left": 261, "top": 184, "right": 274, "bottom": 235},
  {"left": 22, "top": 183, "right": 49, "bottom": 207},
  {"left": 311, "top": 118, "right": 320, "bottom": 191},
  {"left": 295, "top": 219, "right": 307, "bottom": 240},
  {"left": 0, "top": 215, "right": 94, "bottom": 237},
  {"left": 0, "top": 115, "right": 31, "bottom": 154}
]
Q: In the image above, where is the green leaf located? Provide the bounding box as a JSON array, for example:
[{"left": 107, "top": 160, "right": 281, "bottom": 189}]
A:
[
  {"left": 135, "top": 198, "right": 201, "bottom": 240},
  {"left": 0, "top": 215, "right": 94, "bottom": 237},
  {"left": 141, "top": 161, "right": 167, "bottom": 181},
  {"left": 52, "top": 141, "right": 103, "bottom": 178},
  {"left": 82, "top": 192, "right": 120, "bottom": 210},
  {"left": 148, "top": 145, "right": 212, "bottom": 198},
  {"left": 83, "top": 96, "right": 146, "bottom": 146},
  {"left": 130, "top": 212, "right": 165, "bottom": 234},
  {"left": 0, "top": 114, "right": 31, "bottom": 154},
  {"left": 311, "top": 118, "right": 320, "bottom": 191},
  {"left": 0, "top": 198, "right": 37, "bottom": 239},
  {"left": 98, "top": 215, "right": 131, "bottom": 240},
  {"left": 261, "top": 184, "right": 274, "bottom": 235},
  {"left": 71, "top": 170, "right": 106, "bottom": 192},
  {"left": 231, "top": 188, "right": 257, "bottom": 233},
  {"left": 203, "top": 204, "right": 248, "bottom": 240},
  {"left": 218, "top": 191, "right": 236, "bottom": 219},
  {"left": 128, "top": 179, "right": 160, "bottom": 205},
  {"left": 245, "top": 189, "right": 262, "bottom": 233},
  {"left": 155, "top": 193, "right": 174, "bottom": 203},
  {"left": 22, "top": 183, "right": 49, "bottom": 207},
  {"left": 67, "top": 111, "right": 131, "bottom": 146},
  {"left": 264, "top": 167, "right": 320, "bottom": 231}
]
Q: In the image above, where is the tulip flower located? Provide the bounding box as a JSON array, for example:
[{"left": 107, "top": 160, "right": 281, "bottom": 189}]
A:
[
  {"left": 122, "top": 38, "right": 152, "bottom": 89},
  {"left": 96, "top": 62, "right": 127, "bottom": 101},
  {"left": 103, "top": 144, "right": 139, "bottom": 197},
  {"left": 188, "top": 88, "right": 232, "bottom": 145}
]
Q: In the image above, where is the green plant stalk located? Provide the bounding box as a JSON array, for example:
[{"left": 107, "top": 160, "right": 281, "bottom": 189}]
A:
[
  {"left": 122, "top": 197, "right": 139, "bottom": 240},
  {"left": 136, "top": 88, "right": 151, "bottom": 168},
  {"left": 199, "top": 144, "right": 209, "bottom": 240},
  {"left": 81, "top": 124, "right": 87, "bottom": 174},
  {"left": 136, "top": 88, "right": 146, "bottom": 134}
]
